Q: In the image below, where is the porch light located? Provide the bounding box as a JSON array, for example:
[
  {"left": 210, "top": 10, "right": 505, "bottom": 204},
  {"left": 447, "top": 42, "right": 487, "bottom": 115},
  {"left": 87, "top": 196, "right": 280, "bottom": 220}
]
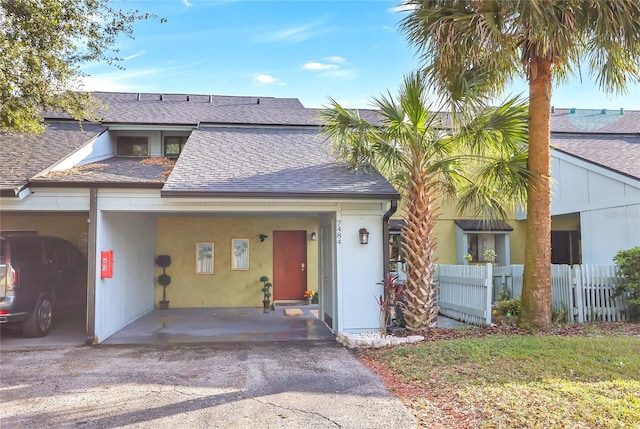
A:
[
  {"left": 359, "top": 228, "right": 369, "bottom": 245},
  {"left": 257, "top": 234, "right": 268, "bottom": 242},
  {"left": 310, "top": 232, "right": 317, "bottom": 241}
]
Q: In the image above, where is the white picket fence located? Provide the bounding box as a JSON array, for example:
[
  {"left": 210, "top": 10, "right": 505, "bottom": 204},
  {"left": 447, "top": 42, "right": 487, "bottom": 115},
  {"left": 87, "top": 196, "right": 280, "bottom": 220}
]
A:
[{"left": 436, "top": 264, "right": 627, "bottom": 326}]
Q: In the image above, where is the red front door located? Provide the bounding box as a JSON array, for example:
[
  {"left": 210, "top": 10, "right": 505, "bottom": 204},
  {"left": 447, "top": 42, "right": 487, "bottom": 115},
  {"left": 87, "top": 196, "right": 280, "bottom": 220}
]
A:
[{"left": 273, "top": 231, "right": 307, "bottom": 300}]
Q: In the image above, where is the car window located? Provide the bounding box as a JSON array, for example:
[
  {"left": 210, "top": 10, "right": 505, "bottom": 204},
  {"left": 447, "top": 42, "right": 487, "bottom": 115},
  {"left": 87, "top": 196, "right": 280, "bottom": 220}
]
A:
[
  {"left": 12, "top": 239, "right": 44, "bottom": 264},
  {"left": 63, "top": 242, "right": 84, "bottom": 266},
  {"left": 0, "top": 240, "right": 6, "bottom": 263}
]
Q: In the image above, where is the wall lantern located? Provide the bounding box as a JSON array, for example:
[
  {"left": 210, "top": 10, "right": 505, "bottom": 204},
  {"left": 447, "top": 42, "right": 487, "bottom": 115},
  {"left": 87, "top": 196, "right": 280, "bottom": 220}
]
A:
[
  {"left": 358, "top": 228, "right": 369, "bottom": 245},
  {"left": 310, "top": 232, "right": 317, "bottom": 241},
  {"left": 257, "top": 234, "right": 268, "bottom": 242}
]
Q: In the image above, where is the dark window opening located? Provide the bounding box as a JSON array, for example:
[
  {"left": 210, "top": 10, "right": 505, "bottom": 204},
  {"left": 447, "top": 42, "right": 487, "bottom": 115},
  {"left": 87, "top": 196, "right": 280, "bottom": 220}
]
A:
[
  {"left": 551, "top": 231, "right": 581, "bottom": 265},
  {"left": 116, "top": 136, "right": 149, "bottom": 157},
  {"left": 164, "top": 136, "right": 188, "bottom": 158}
]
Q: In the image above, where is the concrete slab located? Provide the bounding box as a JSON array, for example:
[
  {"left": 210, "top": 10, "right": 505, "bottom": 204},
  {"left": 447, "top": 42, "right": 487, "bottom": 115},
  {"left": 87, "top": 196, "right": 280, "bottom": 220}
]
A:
[{"left": 102, "top": 305, "right": 334, "bottom": 345}]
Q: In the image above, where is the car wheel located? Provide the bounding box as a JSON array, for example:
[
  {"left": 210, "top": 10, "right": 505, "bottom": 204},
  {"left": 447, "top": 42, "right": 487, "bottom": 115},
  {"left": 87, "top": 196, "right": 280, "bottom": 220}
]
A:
[{"left": 22, "top": 293, "right": 53, "bottom": 337}]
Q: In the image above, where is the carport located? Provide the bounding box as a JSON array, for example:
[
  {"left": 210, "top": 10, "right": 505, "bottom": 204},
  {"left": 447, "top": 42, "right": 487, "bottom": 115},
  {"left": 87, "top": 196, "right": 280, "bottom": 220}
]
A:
[
  {"left": 1, "top": 305, "right": 332, "bottom": 348},
  {"left": 102, "top": 305, "right": 333, "bottom": 345}
]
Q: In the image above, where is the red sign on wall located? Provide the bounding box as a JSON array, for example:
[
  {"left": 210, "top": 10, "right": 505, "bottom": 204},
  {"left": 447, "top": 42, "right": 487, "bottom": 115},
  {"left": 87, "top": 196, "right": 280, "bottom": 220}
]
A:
[{"left": 100, "top": 250, "right": 113, "bottom": 279}]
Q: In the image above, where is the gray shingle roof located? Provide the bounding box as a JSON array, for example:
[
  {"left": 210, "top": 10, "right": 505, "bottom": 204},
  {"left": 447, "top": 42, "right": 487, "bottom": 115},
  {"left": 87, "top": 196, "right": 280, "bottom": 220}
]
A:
[
  {"left": 551, "top": 135, "right": 640, "bottom": 180},
  {"left": 551, "top": 108, "right": 640, "bottom": 134},
  {"left": 46, "top": 92, "right": 325, "bottom": 126},
  {"left": 162, "top": 127, "right": 400, "bottom": 199},
  {"left": 0, "top": 122, "right": 105, "bottom": 196},
  {"left": 31, "top": 157, "right": 173, "bottom": 187}
]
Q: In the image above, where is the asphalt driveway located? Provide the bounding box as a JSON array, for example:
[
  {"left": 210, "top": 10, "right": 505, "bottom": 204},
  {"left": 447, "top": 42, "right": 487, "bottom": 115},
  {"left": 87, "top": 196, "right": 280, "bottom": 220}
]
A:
[{"left": 0, "top": 342, "right": 416, "bottom": 428}]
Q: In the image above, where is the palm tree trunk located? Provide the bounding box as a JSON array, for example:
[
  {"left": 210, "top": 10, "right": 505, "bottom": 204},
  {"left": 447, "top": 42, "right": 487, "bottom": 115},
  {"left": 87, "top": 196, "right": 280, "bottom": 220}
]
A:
[
  {"left": 401, "top": 172, "right": 440, "bottom": 330},
  {"left": 519, "top": 57, "right": 553, "bottom": 329}
]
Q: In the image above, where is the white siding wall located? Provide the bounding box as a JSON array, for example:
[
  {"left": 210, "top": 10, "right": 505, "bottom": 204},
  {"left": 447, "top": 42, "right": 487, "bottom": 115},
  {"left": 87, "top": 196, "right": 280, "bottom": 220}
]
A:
[
  {"left": 551, "top": 151, "right": 640, "bottom": 264},
  {"left": 50, "top": 130, "right": 114, "bottom": 171},
  {"left": 94, "top": 211, "right": 157, "bottom": 343},
  {"left": 337, "top": 211, "right": 385, "bottom": 333},
  {"left": 581, "top": 205, "right": 640, "bottom": 264}
]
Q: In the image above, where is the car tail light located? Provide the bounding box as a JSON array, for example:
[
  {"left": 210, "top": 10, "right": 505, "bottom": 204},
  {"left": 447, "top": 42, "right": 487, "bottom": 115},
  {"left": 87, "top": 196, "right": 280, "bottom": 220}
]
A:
[
  {"left": 6, "top": 267, "right": 16, "bottom": 290},
  {"left": 0, "top": 310, "right": 7, "bottom": 315}
]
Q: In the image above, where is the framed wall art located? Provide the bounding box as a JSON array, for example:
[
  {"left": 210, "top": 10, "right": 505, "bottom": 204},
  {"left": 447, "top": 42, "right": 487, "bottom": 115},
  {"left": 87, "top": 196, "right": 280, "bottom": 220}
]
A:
[
  {"left": 196, "top": 242, "right": 214, "bottom": 274},
  {"left": 231, "top": 238, "right": 249, "bottom": 270}
]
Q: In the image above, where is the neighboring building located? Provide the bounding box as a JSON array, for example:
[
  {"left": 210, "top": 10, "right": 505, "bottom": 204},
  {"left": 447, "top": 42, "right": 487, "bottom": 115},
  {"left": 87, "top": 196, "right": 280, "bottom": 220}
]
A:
[
  {"left": 389, "top": 108, "right": 640, "bottom": 268},
  {"left": 0, "top": 92, "right": 400, "bottom": 343},
  {"left": 548, "top": 108, "right": 640, "bottom": 265}
]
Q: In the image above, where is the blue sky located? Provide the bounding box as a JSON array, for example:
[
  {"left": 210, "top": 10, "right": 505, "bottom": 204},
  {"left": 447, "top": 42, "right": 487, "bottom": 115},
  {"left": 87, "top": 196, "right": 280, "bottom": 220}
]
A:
[{"left": 81, "top": 0, "right": 640, "bottom": 110}]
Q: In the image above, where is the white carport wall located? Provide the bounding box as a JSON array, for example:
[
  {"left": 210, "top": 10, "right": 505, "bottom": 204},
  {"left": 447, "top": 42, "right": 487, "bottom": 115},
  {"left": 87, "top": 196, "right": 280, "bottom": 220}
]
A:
[
  {"left": 335, "top": 206, "right": 387, "bottom": 333},
  {"left": 93, "top": 210, "right": 157, "bottom": 343}
]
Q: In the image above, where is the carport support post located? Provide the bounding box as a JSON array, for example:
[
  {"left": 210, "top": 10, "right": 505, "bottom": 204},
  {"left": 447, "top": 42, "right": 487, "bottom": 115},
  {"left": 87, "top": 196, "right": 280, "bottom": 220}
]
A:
[
  {"left": 85, "top": 188, "right": 97, "bottom": 345},
  {"left": 382, "top": 200, "right": 398, "bottom": 279}
]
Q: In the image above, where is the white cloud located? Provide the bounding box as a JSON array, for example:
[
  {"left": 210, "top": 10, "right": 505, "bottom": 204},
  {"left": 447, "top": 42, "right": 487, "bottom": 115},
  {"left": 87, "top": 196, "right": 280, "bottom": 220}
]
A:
[
  {"left": 122, "top": 51, "right": 146, "bottom": 61},
  {"left": 80, "top": 69, "right": 159, "bottom": 92},
  {"left": 182, "top": 0, "right": 193, "bottom": 7},
  {"left": 258, "top": 21, "right": 326, "bottom": 44},
  {"left": 302, "top": 62, "right": 339, "bottom": 71},
  {"left": 253, "top": 74, "right": 284, "bottom": 85},
  {"left": 325, "top": 56, "right": 346, "bottom": 64}
]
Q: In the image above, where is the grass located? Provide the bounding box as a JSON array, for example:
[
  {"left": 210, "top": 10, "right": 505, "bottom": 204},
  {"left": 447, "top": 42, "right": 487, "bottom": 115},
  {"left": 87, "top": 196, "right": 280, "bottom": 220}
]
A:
[{"left": 369, "top": 335, "right": 640, "bottom": 428}]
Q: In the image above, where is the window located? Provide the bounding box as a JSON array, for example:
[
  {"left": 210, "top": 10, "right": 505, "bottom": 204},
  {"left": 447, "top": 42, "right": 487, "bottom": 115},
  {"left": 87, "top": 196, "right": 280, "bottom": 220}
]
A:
[
  {"left": 164, "top": 136, "right": 188, "bottom": 158},
  {"left": 467, "top": 233, "right": 496, "bottom": 262},
  {"left": 116, "top": 136, "right": 149, "bottom": 157}
]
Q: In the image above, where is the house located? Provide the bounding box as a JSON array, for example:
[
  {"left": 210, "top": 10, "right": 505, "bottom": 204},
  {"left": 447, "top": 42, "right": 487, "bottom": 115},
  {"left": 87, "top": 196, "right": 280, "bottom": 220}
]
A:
[
  {"left": 0, "top": 92, "right": 400, "bottom": 343},
  {"left": 547, "top": 108, "right": 640, "bottom": 265},
  {"left": 391, "top": 108, "right": 639, "bottom": 269}
]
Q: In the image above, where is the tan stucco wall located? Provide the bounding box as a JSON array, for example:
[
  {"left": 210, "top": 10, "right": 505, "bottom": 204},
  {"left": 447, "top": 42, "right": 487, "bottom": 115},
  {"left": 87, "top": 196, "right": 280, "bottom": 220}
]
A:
[
  {"left": 0, "top": 212, "right": 89, "bottom": 255},
  {"left": 552, "top": 213, "right": 580, "bottom": 231},
  {"left": 392, "top": 200, "right": 527, "bottom": 265},
  {"left": 155, "top": 216, "right": 318, "bottom": 307}
]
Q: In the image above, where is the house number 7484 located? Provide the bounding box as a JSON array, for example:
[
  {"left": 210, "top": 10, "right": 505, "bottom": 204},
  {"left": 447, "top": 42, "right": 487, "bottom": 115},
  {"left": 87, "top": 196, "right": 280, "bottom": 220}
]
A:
[{"left": 336, "top": 220, "right": 342, "bottom": 245}]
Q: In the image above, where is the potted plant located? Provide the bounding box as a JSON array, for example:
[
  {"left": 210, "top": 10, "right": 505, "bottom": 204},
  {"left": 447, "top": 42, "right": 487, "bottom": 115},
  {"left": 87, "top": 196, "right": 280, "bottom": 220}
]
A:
[
  {"left": 260, "top": 276, "right": 272, "bottom": 313},
  {"left": 156, "top": 255, "right": 171, "bottom": 309},
  {"left": 303, "top": 290, "right": 315, "bottom": 304}
]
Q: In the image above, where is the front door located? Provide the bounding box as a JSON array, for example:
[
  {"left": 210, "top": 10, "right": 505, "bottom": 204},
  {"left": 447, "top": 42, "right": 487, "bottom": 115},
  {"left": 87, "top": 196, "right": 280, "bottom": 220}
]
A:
[{"left": 273, "top": 231, "right": 307, "bottom": 301}]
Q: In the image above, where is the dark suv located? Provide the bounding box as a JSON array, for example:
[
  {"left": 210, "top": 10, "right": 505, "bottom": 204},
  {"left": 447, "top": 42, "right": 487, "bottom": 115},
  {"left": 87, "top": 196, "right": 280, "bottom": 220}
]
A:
[{"left": 0, "top": 234, "right": 87, "bottom": 337}]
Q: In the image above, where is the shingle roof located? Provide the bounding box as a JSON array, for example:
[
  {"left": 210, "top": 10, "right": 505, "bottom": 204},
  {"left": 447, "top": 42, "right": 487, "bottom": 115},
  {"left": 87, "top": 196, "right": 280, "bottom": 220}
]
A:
[
  {"left": 0, "top": 122, "right": 105, "bottom": 196},
  {"left": 31, "top": 157, "right": 173, "bottom": 187},
  {"left": 551, "top": 108, "right": 640, "bottom": 134},
  {"left": 551, "top": 135, "right": 640, "bottom": 180},
  {"left": 454, "top": 219, "right": 514, "bottom": 232},
  {"left": 45, "top": 92, "right": 325, "bottom": 126},
  {"left": 162, "top": 127, "right": 400, "bottom": 199}
]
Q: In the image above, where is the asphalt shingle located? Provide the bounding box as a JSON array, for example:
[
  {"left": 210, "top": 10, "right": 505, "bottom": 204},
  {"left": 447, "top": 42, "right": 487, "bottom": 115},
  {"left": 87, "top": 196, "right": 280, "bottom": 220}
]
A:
[
  {"left": 551, "top": 135, "right": 640, "bottom": 180},
  {"left": 162, "top": 127, "right": 399, "bottom": 198},
  {"left": 0, "top": 122, "right": 105, "bottom": 196}
]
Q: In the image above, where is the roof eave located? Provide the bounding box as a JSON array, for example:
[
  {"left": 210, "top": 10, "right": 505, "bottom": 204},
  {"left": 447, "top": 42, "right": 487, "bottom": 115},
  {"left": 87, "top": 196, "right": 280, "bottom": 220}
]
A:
[{"left": 160, "top": 189, "right": 400, "bottom": 200}]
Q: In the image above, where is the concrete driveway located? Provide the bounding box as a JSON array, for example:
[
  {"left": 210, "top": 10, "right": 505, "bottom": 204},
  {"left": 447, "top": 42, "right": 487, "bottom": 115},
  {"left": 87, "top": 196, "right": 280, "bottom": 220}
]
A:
[{"left": 0, "top": 342, "right": 417, "bottom": 428}]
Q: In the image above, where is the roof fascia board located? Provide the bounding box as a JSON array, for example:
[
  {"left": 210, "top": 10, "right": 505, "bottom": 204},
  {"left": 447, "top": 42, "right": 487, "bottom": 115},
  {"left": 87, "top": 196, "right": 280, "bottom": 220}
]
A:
[
  {"left": 551, "top": 148, "right": 640, "bottom": 187},
  {"left": 160, "top": 190, "right": 400, "bottom": 200},
  {"left": 105, "top": 124, "right": 197, "bottom": 131},
  {"left": 28, "top": 181, "right": 164, "bottom": 190},
  {"left": 196, "top": 123, "right": 320, "bottom": 130}
]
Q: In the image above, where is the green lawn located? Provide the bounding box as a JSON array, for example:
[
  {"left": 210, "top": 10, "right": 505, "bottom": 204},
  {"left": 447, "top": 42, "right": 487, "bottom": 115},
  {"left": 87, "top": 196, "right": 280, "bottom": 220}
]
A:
[{"left": 368, "top": 335, "right": 640, "bottom": 428}]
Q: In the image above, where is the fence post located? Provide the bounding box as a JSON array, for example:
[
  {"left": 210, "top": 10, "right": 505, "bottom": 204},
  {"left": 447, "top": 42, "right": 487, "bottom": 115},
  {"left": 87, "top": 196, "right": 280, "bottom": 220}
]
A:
[
  {"left": 573, "top": 265, "right": 584, "bottom": 323},
  {"left": 485, "top": 263, "right": 493, "bottom": 325}
]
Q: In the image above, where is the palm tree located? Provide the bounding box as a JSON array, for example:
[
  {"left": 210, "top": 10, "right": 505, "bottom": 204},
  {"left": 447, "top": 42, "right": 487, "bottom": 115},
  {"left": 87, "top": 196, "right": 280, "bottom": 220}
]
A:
[
  {"left": 400, "top": 0, "right": 640, "bottom": 329},
  {"left": 322, "top": 72, "right": 530, "bottom": 330}
]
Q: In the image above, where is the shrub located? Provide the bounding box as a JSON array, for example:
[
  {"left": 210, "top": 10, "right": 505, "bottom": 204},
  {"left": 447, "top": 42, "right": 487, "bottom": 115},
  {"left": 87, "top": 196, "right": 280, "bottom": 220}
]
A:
[
  {"left": 613, "top": 246, "right": 640, "bottom": 320},
  {"left": 496, "top": 297, "right": 521, "bottom": 317}
]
